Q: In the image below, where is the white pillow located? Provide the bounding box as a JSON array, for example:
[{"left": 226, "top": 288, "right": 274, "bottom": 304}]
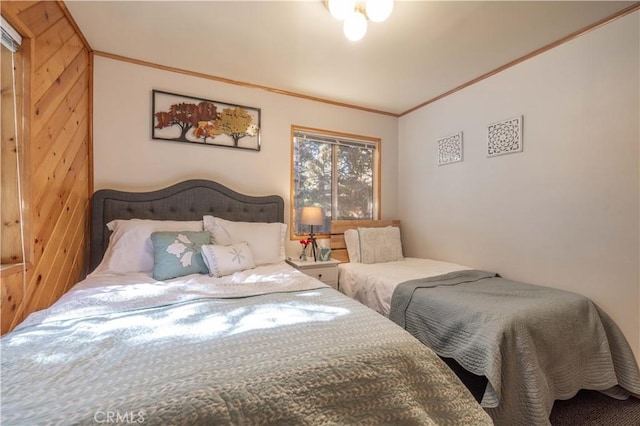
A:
[
  {"left": 358, "top": 226, "right": 404, "bottom": 264},
  {"left": 203, "top": 215, "right": 286, "bottom": 266},
  {"left": 94, "top": 219, "right": 203, "bottom": 274},
  {"left": 201, "top": 242, "right": 256, "bottom": 277},
  {"left": 344, "top": 229, "right": 361, "bottom": 263}
]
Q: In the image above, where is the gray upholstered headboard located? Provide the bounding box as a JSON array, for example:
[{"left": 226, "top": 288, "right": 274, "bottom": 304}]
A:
[{"left": 90, "top": 179, "right": 284, "bottom": 272}]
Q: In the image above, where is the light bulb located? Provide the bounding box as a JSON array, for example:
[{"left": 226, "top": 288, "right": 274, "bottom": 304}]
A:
[
  {"left": 328, "top": 0, "right": 357, "bottom": 21},
  {"left": 365, "top": 0, "right": 393, "bottom": 22},
  {"left": 343, "top": 10, "right": 367, "bottom": 41}
]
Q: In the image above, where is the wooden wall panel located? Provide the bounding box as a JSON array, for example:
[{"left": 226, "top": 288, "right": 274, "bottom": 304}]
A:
[
  {"left": 32, "top": 94, "right": 89, "bottom": 205},
  {"left": 31, "top": 69, "right": 88, "bottom": 168},
  {"left": 0, "top": 273, "right": 25, "bottom": 330},
  {"left": 34, "top": 15, "right": 75, "bottom": 70},
  {"left": 32, "top": 48, "right": 88, "bottom": 137},
  {"left": 33, "top": 91, "right": 89, "bottom": 257},
  {"left": 15, "top": 1, "right": 64, "bottom": 37},
  {"left": 33, "top": 32, "right": 84, "bottom": 102},
  {"left": 1, "top": 1, "right": 91, "bottom": 334},
  {"left": 27, "top": 192, "right": 84, "bottom": 313}
]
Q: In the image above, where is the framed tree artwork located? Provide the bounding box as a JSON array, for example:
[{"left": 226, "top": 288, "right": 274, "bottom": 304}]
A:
[{"left": 152, "top": 90, "right": 261, "bottom": 151}]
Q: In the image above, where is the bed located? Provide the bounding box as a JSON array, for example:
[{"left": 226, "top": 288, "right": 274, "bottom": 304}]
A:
[
  {"left": 331, "top": 219, "right": 640, "bottom": 426},
  {"left": 0, "top": 180, "right": 492, "bottom": 425}
]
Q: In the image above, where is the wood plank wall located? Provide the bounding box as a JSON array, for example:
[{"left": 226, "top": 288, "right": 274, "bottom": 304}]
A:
[{"left": 1, "top": 1, "right": 91, "bottom": 334}]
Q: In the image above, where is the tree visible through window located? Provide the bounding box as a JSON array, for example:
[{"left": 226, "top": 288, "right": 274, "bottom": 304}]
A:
[{"left": 291, "top": 126, "right": 380, "bottom": 237}]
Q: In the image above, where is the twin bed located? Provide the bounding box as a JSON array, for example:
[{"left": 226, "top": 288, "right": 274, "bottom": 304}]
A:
[
  {"left": 1, "top": 180, "right": 491, "bottom": 425},
  {"left": 331, "top": 220, "right": 640, "bottom": 425}
]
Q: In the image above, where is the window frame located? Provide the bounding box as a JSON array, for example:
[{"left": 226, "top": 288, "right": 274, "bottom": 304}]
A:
[
  {"left": 289, "top": 125, "right": 381, "bottom": 241},
  {"left": 1, "top": 15, "right": 31, "bottom": 274}
]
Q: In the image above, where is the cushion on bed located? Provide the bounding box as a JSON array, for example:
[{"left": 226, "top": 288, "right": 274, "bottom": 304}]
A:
[
  {"left": 150, "top": 231, "right": 210, "bottom": 280},
  {"left": 201, "top": 242, "right": 256, "bottom": 277},
  {"left": 344, "top": 229, "right": 361, "bottom": 263},
  {"left": 203, "top": 215, "right": 286, "bottom": 266},
  {"left": 94, "top": 219, "right": 203, "bottom": 274},
  {"left": 358, "top": 226, "right": 404, "bottom": 264}
]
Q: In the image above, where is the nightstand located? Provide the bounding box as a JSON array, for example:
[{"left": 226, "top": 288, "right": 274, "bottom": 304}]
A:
[{"left": 286, "top": 258, "right": 341, "bottom": 289}]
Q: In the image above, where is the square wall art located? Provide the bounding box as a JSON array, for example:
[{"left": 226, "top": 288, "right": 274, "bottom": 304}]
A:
[
  {"left": 487, "top": 115, "right": 523, "bottom": 157},
  {"left": 437, "top": 132, "right": 463, "bottom": 165}
]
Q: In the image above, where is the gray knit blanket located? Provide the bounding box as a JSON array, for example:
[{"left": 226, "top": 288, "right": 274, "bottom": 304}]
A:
[{"left": 390, "top": 269, "right": 640, "bottom": 426}]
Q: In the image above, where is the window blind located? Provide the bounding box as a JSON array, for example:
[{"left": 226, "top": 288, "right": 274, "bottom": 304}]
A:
[
  {"left": 1, "top": 16, "right": 22, "bottom": 53},
  {"left": 293, "top": 130, "right": 376, "bottom": 150}
]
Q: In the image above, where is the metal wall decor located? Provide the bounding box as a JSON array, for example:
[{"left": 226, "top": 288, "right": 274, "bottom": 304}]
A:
[
  {"left": 152, "top": 90, "right": 261, "bottom": 151},
  {"left": 487, "top": 115, "right": 523, "bottom": 157},
  {"left": 437, "top": 132, "right": 463, "bottom": 165}
]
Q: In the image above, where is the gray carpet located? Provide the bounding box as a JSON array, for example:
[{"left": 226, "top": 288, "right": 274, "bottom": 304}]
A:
[
  {"left": 442, "top": 357, "right": 640, "bottom": 425},
  {"left": 550, "top": 389, "right": 640, "bottom": 426}
]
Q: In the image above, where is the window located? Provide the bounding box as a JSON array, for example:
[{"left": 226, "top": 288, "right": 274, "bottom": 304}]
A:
[
  {"left": 1, "top": 16, "right": 27, "bottom": 268},
  {"left": 291, "top": 126, "right": 380, "bottom": 237}
]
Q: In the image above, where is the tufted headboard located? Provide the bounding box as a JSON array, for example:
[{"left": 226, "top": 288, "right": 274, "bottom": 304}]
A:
[{"left": 90, "top": 179, "right": 284, "bottom": 272}]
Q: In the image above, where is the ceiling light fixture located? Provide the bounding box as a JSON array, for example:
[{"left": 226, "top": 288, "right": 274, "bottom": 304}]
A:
[{"left": 326, "top": 0, "right": 394, "bottom": 42}]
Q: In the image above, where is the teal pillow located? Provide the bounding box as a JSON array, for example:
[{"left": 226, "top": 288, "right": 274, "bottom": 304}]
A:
[{"left": 150, "top": 231, "right": 210, "bottom": 280}]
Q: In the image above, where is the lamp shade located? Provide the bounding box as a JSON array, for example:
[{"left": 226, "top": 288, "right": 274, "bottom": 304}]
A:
[
  {"left": 328, "top": 0, "right": 356, "bottom": 21},
  {"left": 300, "top": 206, "right": 324, "bottom": 226},
  {"left": 343, "top": 10, "right": 367, "bottom": 42},
  {"left": 365, "top": 0, "right": 393, "bottom": 23}
]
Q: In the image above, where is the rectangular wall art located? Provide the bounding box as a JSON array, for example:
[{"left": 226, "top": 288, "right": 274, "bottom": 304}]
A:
[
  {"left": 487, "top": 115, "right": 523, "bottom": 157},
  {"left": 437, "top": 132, "right": 463, "bottom": 165},
  {"left": 152, "top": 90, "right": 261, "bottom": 151}
]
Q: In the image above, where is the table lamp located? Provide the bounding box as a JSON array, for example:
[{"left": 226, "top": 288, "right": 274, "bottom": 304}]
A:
[{"left": 300, "top": 206, "right": 324, "bottom": 261}]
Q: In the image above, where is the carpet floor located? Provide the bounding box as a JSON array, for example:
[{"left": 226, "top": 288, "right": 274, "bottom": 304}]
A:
[
  {"left": 442, "top": 357, "right": 640, "bottom": 425},
  {"left": 550, "top": 389, "right": 640, "bottom": 426}
]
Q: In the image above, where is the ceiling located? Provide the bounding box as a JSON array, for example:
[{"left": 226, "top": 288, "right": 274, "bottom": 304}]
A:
[{"left": 64, "top": 1, "right": 635, "bottom": 116}]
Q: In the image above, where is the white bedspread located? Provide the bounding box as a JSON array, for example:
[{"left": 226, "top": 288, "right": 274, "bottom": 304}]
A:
[
  {"left": 20, "top": 263, "right": 327, "bottom": 329},
  {"left": 339, "top": 258, "right": 470, "bottom": 316}
]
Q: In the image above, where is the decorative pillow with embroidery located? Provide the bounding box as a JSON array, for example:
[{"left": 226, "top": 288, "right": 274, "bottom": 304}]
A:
[
  {"left": 357, "top": 226, "right": 404, "bottom": 264},
  {"left": 150, "top": 231, "right": 211, "bottom": 280},
  {"left": 201, "top": 242, "right": 256, "bottom": 278},
  {"left": 202, "top": 215, "right": 286, "bottom": 266}
]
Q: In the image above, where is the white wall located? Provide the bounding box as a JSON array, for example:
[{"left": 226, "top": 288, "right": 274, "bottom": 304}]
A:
[
  {"left": 398, "top": 13, "right": 640, "bottom": 360},
  {"left": 92, "top": 56, "right": 398, "bottom": 257},
  {"left": 94, "top": 13, "right": 640, "bottom": 360}
]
